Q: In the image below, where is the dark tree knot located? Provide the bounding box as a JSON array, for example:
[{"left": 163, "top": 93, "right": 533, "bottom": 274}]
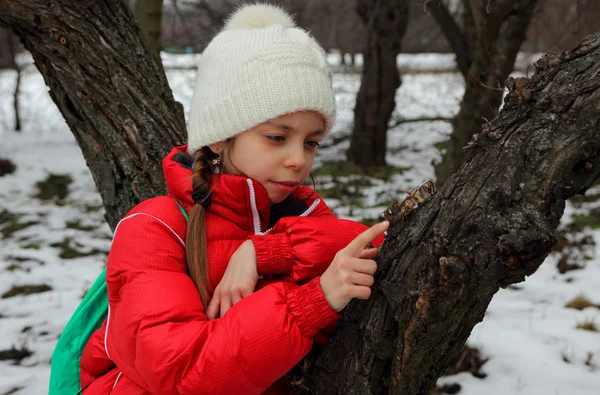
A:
[{"left": 439, "top": 257, "right": 467, "bottom": 286}]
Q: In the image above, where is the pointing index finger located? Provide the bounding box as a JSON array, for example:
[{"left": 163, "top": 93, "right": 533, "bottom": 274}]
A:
[{"left": 344, "top": 221, "right": 389, "bottom": 257}]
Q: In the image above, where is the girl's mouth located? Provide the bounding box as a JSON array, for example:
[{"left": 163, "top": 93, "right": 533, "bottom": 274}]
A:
[{"left": 271, "top": 181, "right": 298, "bottom": 192}]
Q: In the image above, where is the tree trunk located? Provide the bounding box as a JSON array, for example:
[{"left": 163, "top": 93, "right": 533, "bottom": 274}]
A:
[
  {"left": 2, "top": 0, "right": 600, "bottom": 393},
  {"left": 300, "top": 31, "right": 600, "bottom": 394},
  {"left": 435, "top": 0, "right": 538, "bottom": 185},
  {"left": 348, "top": 0, "right": 410, "bottom": 167},
  {"left": 462, "top": 0, "right": 476, "bottom": 57},
  {"left": 7, "top": 32, "right": 21, "bottom": 131},
  {"left": 135, "top": 0, "right": 163, "bottom": 55},
  {"left": 0, "top": 0, "right": 186, "bottom": 230},
  {"left": 13, "top": 66, "right": 21, "bottom": 131}
]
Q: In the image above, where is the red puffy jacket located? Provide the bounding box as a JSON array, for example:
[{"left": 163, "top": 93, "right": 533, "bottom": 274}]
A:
[{"left": 79, "top": 145, "right": 370, "bottom": 394}]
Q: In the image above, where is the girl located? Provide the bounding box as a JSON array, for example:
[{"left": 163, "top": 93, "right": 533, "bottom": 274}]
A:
[{"left": 78, "top": 4, "right": 387, "bottom": 394}]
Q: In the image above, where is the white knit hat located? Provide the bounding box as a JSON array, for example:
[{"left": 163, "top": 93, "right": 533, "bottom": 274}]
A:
[{"left": 187, "top": 4, "right": 336, "bottom": 154}]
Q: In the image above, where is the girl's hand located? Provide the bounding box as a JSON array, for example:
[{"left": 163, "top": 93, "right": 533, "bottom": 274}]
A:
[
  {"left": 206, "top": 240, "right": 258, "bottom": 320},
  {"left": 320, "top": 221, "right": 389, "bottom": 313}
]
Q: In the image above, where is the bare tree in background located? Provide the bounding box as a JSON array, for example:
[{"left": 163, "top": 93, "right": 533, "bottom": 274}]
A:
[
  {"left": 527, "top": 0, "right": 600, "bottom": 51},
  {"left": 135, "top": 0, "right": 164, "bottom": 55},
  {"left": 176, "top": 0, "right": 236, "bottom": 51},
  {"left": 425, "top": 0, "right": 472, "bottom": 78},
  {"left": 332, "top": 0, "right": 366, "bottom": 66},
  {"left": 429, "top": 0, "right": 538, "bottom": 185},
  {"left": 6, "top": 32, "right": 21, "bottom": 131},
  {"left": 348, "top": 0, "right": 410, "bottom": 167},
  {"left": 140, "top": 0, "right": 597, "bottom": 56}
]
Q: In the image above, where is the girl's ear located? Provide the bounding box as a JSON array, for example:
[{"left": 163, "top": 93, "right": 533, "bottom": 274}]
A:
[{"left": 208, "top": 142, "right": 225, "bottom": 155}]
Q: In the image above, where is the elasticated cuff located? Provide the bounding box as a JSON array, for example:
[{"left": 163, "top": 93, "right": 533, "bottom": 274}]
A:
[
  {"left": 287, "top": 277, "right": 340, "bottom": 338},
  {"left": 250, "top": 234, "right": 294, "bottom": 275}
]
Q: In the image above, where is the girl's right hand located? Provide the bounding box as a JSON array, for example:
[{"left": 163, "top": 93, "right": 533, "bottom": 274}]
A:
[{"left": 320, "top": 221, "right": 389, "bottom": 313}]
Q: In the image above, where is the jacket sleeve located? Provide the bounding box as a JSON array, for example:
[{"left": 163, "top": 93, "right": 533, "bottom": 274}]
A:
[
  {"left": 105, "top": 214, "right": 338, "bottom": 395},
  {"left": 250, "top": 215, "right": 369, "bottom": 282}
]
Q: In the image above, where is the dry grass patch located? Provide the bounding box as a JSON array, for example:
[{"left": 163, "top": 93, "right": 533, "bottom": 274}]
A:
[
  {"left": 576, "top": 319, "right": 598, "bottom": 332},
  {"left": 565, "top": 294, "right": 600, "bottom": 310},
  {"left": 1, "top": 283, "right": 52, "bottom": 299},
  {"left": 34, "top": 173, "right": 72, "bottom": 203},
  {"left": 0, "top": 158, "right": 16, "bottom": 177},
  {"left": 0, "top": 345, "right": 33, "bottom": 364}
]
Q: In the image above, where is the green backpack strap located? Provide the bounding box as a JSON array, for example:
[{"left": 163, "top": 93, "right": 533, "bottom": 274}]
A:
[
  {"left": 49, "top": 200, "right": 188, "bottom": 394},
  {"left": 175, "top": 200, "right": 189, "bottom": 222},
  {"left": 49, "top": 267, "right": 108, "bottom": 394}
]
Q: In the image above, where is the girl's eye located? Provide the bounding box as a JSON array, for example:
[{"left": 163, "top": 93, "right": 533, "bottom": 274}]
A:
[
  {"left": 267, "top": 135, "right": 285, "bottom": 142},
  {"left": 306, "top": 141, "right": 321, "bottom": 149}
]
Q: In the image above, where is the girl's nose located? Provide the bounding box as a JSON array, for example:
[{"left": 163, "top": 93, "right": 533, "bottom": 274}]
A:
[{"left": 284, "top": 145, "right": 307, "bottom": 170}]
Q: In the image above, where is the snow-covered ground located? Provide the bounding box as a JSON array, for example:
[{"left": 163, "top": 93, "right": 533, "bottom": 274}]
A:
[{"left": 0, "top": 53, "right": 598, "bottom": 394}]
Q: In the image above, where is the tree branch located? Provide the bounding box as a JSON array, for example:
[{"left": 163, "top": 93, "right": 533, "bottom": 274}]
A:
[
  {"left": 424, "top": 0, "right": 471, "bottom": 79},
  {"left": 0, "top": 0, "right": 187, "bottom": 229},
  {"left": 388, "top": 116, "right": 453, "bottom": 128},
  {"left": 305, "top": 31, "right": 600, "bottom": 395}
]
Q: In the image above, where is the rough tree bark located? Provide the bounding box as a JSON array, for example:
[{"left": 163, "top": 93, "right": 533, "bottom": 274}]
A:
[
  {"left": 435, "top": 0, "right": 538, "bottom": 185},
  {"left": 2, "top": 1, "right": 600, "bottom": 393},
  {"left": 348, "top": 0, "right": 410, "bottom": 167},
  {"left": 0, "top": 0, "right": 186, "bottom": 230},
  {"left": 298, "top": 32, "right": 600, "bottom": 394}
]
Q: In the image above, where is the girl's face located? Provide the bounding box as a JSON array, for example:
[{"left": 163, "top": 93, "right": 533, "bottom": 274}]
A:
[{"left": 217, "top": 111, "right": 325, "bottom": 204}]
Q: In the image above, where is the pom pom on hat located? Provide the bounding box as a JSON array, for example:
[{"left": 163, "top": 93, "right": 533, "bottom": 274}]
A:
[{"left": 223, "top": 4, "right": 295, "bottom": 30}]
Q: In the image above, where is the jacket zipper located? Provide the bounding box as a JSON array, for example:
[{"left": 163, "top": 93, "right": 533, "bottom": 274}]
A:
[
  {"left": 246, "top": 179, "right": 321, "bottom": 236},
  {"left": 300, "top": 198, "right": 320, "bottom": 217},
  {"left": 246, "top": 179, "right": 262, "bottom": 235},
  {"left": 262, "top": 198, "right": 320, "bottom": 235}
]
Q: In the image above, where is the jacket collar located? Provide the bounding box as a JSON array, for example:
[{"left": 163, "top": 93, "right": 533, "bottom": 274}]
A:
[{"left": 163, "top": 145, "right": 318, "bottom": 233}]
